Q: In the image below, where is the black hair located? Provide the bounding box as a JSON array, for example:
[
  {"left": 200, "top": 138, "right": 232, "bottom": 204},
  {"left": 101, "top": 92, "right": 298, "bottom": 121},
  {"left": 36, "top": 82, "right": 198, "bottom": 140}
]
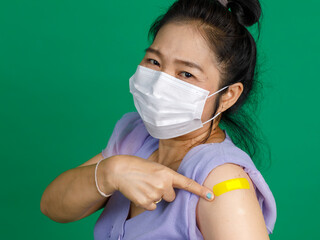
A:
[{"left": 147, "top": 0, "right": 271, "bottom": 171}]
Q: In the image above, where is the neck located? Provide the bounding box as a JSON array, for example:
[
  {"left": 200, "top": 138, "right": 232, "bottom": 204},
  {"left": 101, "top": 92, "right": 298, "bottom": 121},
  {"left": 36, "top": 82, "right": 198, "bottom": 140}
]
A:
[{"left": 151, "top": 123, "right": 226, "bottom": 170}]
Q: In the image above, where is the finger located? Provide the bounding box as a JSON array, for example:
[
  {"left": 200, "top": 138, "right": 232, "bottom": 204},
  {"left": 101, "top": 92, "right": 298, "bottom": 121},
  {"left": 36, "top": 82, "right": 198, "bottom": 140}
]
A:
[
  {"left": 145, "top": 202, "right": 157, "bottom": 211},
  {"left": 162, "top": 187, "right": 176, "bottom": 202},
  {"left": 171, "top": 171, "right": 214, "bottom": 201}
]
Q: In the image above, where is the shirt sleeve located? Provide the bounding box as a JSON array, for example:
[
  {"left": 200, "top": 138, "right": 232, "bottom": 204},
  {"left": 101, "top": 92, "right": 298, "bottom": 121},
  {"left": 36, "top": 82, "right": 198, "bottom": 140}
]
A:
[
  {"left": 242, "top": 167, "right": 277, "bottom": 234},
  {"left": 101, "top": 112, "right": 149, "bottom": 159}
]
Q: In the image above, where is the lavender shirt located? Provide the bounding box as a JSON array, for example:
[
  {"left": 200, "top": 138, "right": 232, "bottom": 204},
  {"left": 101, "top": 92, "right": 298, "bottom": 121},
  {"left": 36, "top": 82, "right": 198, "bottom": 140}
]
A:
[{"left": 94, "top": 112, "right": 277, "bottom": 240}]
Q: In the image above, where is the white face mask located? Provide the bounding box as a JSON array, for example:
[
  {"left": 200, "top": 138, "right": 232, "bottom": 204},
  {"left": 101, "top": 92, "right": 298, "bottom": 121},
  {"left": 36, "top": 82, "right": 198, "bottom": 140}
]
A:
[{"left": 129, "top": 65, "right": 230, "bottom": 139}]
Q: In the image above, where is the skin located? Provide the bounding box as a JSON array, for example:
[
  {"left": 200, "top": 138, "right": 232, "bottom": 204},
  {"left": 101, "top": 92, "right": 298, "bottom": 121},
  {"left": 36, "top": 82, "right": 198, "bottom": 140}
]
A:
[{"left": 40, "top": 20, "right": 269, "bottom": 240}]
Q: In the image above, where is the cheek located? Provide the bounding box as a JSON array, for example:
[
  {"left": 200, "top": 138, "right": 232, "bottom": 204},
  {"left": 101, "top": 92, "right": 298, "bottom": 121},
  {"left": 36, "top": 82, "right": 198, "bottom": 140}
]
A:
[{"left": 201, "top": 98, "right": 216, "bottom": 120}]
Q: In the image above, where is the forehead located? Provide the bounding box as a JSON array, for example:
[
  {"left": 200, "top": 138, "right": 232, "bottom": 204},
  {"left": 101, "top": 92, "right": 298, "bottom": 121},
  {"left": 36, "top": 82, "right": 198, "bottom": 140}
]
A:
[{"left": 150, "top": 22, "right": 217, "bottom": 66}]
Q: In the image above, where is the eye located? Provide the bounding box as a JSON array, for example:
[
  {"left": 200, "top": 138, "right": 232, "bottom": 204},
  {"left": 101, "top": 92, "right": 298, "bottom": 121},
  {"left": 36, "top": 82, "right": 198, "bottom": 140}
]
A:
[
  {"left": 180, "top": 71, "right": 193, "bottom": 78},
  {"left": 147, "top": 58, "right": 160, "bottom": 66}
]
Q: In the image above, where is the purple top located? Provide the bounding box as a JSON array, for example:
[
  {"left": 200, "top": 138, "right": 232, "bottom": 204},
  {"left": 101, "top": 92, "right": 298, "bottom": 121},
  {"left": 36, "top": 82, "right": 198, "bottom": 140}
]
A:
[{"left": 94, "top": 112, "right": 277, "bottom": 240}]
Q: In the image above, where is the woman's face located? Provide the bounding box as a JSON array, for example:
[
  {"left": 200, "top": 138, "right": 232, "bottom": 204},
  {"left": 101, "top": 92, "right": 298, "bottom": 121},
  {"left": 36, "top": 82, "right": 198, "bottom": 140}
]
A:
[{"left": 139, "top": 21, "right": 223, "bottom": 134}]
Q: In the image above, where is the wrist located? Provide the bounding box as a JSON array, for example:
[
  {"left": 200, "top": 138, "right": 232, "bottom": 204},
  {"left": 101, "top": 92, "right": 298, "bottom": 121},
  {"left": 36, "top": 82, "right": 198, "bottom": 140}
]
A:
[{"left": 98, "top": 156, "right": 119, "bottom": 194}]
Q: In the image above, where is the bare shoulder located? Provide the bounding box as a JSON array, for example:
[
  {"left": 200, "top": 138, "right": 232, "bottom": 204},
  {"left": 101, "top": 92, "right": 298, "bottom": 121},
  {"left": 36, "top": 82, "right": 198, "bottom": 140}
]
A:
[{"left": 196, "top": 163, "right": 270, "bottom": 240}]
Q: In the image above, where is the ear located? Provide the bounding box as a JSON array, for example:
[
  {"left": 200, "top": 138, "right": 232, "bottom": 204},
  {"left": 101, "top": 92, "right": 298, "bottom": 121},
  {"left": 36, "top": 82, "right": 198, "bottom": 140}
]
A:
[{"left": 217, "top": 82, "right": 243, "bottom": 112}]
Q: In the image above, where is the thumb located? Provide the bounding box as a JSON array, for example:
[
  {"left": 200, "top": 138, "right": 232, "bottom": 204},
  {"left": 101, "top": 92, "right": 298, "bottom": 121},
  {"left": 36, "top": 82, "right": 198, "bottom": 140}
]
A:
[{"left": 171, "top": 170, "right": 215, "bottom": 201}]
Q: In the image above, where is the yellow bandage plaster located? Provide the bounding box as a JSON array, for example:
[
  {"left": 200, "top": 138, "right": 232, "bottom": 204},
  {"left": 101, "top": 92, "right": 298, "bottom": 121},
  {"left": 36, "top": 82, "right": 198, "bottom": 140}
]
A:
[{"left": 212, "top": 178, "right": 250, "bottom": 196}]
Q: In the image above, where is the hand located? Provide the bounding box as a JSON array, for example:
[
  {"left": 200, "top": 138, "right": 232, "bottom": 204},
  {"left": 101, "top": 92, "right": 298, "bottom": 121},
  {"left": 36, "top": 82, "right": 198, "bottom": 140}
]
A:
[{"left": 108, "top": 155, "right": 215, "bottom": 211}]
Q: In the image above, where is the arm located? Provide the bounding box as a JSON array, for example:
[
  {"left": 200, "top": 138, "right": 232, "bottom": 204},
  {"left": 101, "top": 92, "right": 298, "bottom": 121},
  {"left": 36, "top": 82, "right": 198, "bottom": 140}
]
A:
[
  {"left": 196, "top": 163, "right": 269, "bottom": 240},
  {"left": 40, "top": 153, "right": 116, "bottom": 223}
]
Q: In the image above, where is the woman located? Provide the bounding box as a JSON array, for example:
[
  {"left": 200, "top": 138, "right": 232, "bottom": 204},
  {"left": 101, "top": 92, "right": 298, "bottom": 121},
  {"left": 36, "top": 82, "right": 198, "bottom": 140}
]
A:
[{"left": 40, "top": 0, "right": 277, "bottom": 239}]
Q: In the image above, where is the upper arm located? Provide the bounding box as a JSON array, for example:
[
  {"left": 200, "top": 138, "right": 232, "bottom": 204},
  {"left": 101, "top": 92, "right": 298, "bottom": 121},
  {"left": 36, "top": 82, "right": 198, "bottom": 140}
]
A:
[{"left": 196, "top": 163, "right": 269, "bottom": 240}]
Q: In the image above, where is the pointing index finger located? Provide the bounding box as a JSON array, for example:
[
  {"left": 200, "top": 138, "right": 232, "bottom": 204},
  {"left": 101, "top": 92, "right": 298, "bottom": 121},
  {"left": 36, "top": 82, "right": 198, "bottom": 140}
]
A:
[{"left": 171, "top": 170, "right": 214, "bottom": 201}]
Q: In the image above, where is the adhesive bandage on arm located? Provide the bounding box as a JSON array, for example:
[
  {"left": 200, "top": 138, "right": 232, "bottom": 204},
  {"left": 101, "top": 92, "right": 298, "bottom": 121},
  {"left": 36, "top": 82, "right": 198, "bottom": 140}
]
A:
[{"left": 212, "top": 177, "right": 250, "bottom": 196}]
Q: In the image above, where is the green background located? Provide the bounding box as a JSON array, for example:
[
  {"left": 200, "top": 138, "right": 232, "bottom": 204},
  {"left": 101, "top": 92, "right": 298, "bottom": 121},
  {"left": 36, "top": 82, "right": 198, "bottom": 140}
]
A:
[{"left": 1, "top": 0, "right": 319, "bottom": 239}]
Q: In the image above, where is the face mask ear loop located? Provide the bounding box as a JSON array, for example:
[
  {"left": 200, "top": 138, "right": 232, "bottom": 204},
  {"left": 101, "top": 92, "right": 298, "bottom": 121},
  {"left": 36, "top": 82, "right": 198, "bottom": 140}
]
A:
[
  {"left": 203, "top": 111, "right": 222, "bottom": 125},
  {"left": 207, "top": 85, "right": 230, "bottom": 98},
  {"left": 203, "top": 85, "right": 229, "bottom": 125}
]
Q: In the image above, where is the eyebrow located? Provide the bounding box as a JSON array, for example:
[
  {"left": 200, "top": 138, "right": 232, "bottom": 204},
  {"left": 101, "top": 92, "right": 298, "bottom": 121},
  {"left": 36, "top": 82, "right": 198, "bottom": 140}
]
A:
[{"left": 144, "top": 47, "right": 204, "bottom": 73}]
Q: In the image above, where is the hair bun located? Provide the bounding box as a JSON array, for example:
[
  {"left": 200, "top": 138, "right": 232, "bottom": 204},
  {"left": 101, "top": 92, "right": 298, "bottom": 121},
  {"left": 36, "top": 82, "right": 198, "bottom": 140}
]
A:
[{"left": 226, "top": 0, "right": 262, "bottom": 27}]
